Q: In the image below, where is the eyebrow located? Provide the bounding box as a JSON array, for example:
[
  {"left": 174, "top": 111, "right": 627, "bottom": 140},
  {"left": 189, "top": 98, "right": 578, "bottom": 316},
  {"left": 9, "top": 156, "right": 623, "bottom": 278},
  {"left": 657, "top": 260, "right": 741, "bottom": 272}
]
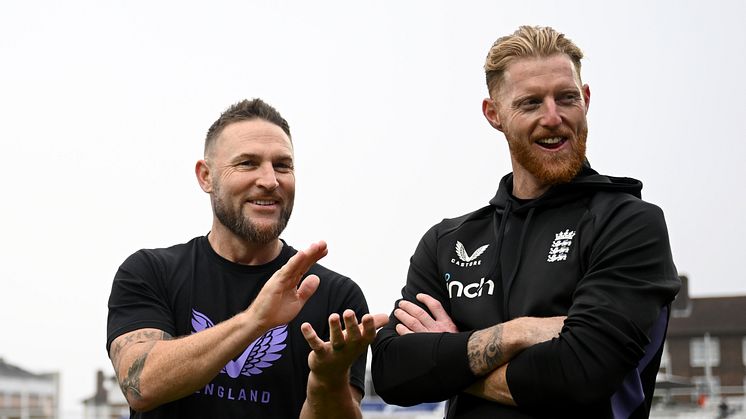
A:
[
  {"left": 511, "top": 84, "right": 582, "bottom": 104},
  {"left": 230, "top": 152, "right": 294, "bottom": 163},
  {"left": 511, "top": 94, "right": 538, "bottom": 107}
]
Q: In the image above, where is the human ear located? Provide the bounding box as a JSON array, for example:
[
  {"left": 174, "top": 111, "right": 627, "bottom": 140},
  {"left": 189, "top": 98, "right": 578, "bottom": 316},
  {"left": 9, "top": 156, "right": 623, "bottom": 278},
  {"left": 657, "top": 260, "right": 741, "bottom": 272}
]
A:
[
  {"left": 482, "top": 98, "right": 503, "bottom": 132},
  {"left": 195, "top": 160, "right": 212, "bottom": 193},
  {"left": 582, "top": 84, "right": 591, "bottom": 113}
]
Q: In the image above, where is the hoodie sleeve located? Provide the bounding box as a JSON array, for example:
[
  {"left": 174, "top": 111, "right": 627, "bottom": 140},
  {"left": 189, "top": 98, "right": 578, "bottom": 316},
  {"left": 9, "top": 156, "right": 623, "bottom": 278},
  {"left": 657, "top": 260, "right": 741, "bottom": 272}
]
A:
[
  {"left": 371, "top": 224, "right": 477, "bottom": 406},
  {"left": 506, "top": 199, "right": 680, "bottom": 409}
]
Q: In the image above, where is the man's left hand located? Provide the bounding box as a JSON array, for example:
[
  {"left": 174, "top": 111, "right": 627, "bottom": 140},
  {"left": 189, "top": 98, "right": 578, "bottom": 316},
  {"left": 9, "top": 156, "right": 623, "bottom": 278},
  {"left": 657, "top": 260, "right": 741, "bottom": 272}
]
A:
[{"left": 302, "top": 310, "right": 389, "bottom": 381}]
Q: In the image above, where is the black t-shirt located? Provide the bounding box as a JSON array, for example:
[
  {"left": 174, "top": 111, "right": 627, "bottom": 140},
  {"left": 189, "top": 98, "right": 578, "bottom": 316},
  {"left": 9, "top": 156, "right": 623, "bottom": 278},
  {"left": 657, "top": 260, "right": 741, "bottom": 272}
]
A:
[{"left": 107, "top": 236, "right": 369, "bottom": 418}]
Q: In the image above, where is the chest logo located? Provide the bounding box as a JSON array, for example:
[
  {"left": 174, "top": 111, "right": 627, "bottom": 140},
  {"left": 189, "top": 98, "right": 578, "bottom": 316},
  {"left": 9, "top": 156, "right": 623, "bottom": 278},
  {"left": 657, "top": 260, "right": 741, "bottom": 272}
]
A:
[
  {"left": 451, "top": 241, "right": 490, "bottom": 267},
  {"left": 547, "top": 229, "right": 576, "bottom": 263},
  {"left": 192, "top": 309, "right": 287, "bottom": 378},
  {"left": 446, "top": 272, "right": 495, "bottom": 299}
]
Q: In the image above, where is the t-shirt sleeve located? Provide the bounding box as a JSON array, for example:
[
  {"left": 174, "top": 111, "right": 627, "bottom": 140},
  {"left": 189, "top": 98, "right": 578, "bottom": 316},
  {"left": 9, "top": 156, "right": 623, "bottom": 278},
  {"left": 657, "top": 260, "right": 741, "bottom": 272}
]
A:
[
  {"left": 507, "top": 201, "right": 680, "bottom": 409},
  {"left": 371, "top": 224, "right": 475, "bottom": 406},
  {"left": 106, "top": 250, "right": 175, "bottom": 353}
]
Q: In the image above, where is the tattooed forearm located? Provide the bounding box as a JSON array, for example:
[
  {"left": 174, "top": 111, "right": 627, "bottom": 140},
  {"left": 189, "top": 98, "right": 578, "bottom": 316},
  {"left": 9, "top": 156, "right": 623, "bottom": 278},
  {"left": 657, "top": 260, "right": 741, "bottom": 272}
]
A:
[
  {"left": 110, "top": 330, "right": 173, "bottom": 401},
  {"left": 110, "top": 330, "right": 172, "bottom": 371},
  {"left": 120, "top": 349, "right": 150, "bottom": 400},
  {"left": 467, "top": 324, "right": 505, "bottom": 376}
]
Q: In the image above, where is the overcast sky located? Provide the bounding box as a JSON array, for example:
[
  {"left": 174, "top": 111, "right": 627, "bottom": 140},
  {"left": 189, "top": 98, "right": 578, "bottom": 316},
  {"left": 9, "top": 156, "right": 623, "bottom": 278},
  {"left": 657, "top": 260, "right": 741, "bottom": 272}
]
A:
[{"left": 2, "top": 1, "right": 745, "bottom": 417}]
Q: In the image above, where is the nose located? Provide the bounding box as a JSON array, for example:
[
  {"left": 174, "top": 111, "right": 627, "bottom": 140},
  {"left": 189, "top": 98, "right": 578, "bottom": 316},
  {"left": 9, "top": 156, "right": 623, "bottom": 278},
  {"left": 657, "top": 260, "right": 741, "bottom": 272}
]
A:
[
  {"left": 539, "top": 99, "right": 562, "bottom": 128},
  {"left": 256, "top": 163, "right": 279, "bottom": 191}
]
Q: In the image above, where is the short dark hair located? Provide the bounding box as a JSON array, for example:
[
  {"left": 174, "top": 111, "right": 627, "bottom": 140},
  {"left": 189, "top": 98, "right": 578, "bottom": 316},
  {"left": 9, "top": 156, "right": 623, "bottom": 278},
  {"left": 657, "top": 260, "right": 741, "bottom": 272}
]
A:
[{"left": 204, "top": 98, "right": 291, "bottom": 156}]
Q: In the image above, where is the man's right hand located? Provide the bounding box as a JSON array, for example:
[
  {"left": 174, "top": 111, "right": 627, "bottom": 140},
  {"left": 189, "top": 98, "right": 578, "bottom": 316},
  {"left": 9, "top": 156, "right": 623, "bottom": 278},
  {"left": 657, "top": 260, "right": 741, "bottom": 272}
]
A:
[
  {"left": 246, "top": 240, "right": 328, "bottom": 330},
  {"left": 394, "top": 293, "right": 458, "bottom": 334}
]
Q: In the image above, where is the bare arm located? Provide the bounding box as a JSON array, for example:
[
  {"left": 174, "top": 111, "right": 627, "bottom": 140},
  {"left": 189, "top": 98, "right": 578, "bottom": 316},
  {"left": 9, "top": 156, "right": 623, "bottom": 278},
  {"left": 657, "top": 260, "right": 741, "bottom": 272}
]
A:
[
  {"left": 464, "top": 364, "right": 512, "bottom": 404},
  {"left": 109, "top": 241, "right": 328, "bottom": 412},
  {"left": 300, "top": 310, "right": 389, "bottom": 419},
  {"left": 466, "top": 317, "right": 563, "bottom": 376}
]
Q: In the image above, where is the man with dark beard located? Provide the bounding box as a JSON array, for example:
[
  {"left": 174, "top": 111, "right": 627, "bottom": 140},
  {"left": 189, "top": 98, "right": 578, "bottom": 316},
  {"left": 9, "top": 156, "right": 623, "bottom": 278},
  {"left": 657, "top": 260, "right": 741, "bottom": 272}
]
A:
[
  {"left": 107, "top": 99, "right": 387, "bottom": 419},
  {"left": 371, "top": 26, "right": 680, "bottom": 418}
]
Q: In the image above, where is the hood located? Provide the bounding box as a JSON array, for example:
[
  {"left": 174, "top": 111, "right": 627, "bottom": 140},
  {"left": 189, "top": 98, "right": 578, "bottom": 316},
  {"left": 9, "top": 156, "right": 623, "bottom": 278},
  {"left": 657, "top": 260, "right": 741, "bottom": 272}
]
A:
[{"left": 488, "top": 163, "right": 643, "bottom": 215}]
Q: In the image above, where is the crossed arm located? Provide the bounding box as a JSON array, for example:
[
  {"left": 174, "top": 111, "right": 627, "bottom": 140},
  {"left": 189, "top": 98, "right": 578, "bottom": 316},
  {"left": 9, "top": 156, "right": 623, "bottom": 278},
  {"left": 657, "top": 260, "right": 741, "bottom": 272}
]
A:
[
  {"left": 109, "top": 241, "right": 386, "bottom": 418},
  {"left": 394, "top": 293, "right": 564, "bottom": 405}
]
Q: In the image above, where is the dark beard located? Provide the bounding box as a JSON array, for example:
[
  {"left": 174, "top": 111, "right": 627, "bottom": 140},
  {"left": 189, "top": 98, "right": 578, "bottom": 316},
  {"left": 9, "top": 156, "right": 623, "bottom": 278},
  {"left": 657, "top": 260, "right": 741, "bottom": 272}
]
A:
[{"left": 212, "top": 193, "right": 293, "bottom": 245}]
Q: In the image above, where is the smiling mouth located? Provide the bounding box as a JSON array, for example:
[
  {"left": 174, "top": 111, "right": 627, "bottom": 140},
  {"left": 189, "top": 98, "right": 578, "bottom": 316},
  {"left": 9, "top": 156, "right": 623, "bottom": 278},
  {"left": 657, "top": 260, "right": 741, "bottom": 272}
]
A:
[
  {"left": 249, "top": 200, "right": 278, "bottom": 206},
  {"left": 535, "top": 136, "right": 567, "bottom": 150}
]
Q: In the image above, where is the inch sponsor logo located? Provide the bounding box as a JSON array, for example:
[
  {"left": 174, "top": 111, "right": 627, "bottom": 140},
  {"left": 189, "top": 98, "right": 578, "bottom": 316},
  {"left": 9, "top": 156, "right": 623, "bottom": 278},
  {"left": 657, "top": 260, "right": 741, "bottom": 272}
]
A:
[
  {"left": 451, "top": 241, "right": 490, "bottom": 267},
  {"left": 445, "top": 272, "right": 495, "bottom": 299}
]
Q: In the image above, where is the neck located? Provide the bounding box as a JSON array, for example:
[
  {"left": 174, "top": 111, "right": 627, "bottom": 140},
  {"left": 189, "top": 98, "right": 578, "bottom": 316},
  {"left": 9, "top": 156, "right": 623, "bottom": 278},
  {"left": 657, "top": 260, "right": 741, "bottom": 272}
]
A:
[
  {"left": 207, "top": 222, "right": 283, "bottom": 265},
  {"left": 510, "top": 171, "right": 549, "bottom": 199}
]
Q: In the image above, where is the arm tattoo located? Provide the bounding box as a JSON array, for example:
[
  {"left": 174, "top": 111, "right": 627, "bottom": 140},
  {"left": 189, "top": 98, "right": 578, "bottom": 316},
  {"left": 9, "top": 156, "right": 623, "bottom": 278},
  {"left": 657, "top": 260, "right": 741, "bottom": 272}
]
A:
[
  {"left": 111, "top": 330, "right": 172, "bottom": 370},
  {"left": 467, "top": 324, "right": 505, "bottom": 376},
  {"left": 111, "top": 330, "right": 173, "bottom": 400},
  {"left": 120, "top": 347, "right": 150, "bottom": 400}
]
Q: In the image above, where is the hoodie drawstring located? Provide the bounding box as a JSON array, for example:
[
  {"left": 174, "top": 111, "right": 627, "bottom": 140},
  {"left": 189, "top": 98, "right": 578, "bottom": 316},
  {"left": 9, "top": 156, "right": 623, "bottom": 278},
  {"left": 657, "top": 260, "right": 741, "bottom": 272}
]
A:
[
  {"left": 501, "top": 207, "right": 535, "bottom": 318},
  {"left": 486, "top": 201, "right": 511, "bottom": 314}
]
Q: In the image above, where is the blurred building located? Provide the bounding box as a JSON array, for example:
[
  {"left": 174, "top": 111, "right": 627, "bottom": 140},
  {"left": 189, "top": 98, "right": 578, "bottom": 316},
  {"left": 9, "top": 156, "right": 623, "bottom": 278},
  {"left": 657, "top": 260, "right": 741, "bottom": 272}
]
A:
[
  {"left": 657, "top": 275, "right": 746, "bottom": 405},
  {"left": 0, "top": 358, "right": 59, "bottom": 419},
  {"left": 81, "top": 370, "right": 128, "bottom": 419}
]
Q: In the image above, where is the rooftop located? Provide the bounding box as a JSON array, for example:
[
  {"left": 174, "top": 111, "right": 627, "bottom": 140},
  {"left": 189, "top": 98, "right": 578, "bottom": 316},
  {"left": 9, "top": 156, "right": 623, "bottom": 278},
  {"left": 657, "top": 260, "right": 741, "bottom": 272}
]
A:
[
  {"left": 0, "top": 357, "right": 43, "bottom": 379},
  {"left": 667, "top": 295, "right": 746, "bottom": 336}
]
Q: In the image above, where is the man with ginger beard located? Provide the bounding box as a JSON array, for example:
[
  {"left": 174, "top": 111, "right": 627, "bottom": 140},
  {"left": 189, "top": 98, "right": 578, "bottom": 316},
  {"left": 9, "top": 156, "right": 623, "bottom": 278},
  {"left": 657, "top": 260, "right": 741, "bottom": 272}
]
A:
[
  {"left": 372, "top": 26, "right": 679, "bottom": 418},
  {"left": 107, "top": 98, "right": 387, "bottom": 419}
]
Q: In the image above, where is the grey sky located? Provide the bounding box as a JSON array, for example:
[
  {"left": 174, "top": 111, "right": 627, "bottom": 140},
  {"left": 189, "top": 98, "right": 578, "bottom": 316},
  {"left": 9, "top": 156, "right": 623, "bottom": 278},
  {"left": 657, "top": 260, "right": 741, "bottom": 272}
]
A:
[{"left": 1, "top": 1, "right": 745, "bottom": 417}]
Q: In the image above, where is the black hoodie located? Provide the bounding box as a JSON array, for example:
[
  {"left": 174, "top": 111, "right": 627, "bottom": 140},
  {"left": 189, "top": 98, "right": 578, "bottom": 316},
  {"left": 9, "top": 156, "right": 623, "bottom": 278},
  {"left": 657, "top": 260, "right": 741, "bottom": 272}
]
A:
[{"left": 371, "top": 166, "right": 680, "bottom": 418}]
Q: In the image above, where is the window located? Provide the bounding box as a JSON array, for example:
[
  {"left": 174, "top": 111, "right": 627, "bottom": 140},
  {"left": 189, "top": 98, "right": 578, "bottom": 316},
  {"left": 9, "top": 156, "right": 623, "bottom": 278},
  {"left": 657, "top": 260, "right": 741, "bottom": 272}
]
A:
[
  {"left": 742, "top": 336, "right": 746, "bottom": 366},
  {"left": 690, "top": 336, "right": 720, "bottom": 367}
]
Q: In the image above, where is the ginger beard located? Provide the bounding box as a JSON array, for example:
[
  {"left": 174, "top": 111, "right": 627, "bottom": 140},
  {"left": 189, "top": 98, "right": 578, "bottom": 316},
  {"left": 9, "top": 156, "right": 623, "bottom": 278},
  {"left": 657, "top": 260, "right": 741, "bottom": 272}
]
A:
[
  {"left": 211, "top": 179, "right": 294, "bottom": 245},
  {"left": 507, "top": 122, "right": 588, "bottom": 186}
]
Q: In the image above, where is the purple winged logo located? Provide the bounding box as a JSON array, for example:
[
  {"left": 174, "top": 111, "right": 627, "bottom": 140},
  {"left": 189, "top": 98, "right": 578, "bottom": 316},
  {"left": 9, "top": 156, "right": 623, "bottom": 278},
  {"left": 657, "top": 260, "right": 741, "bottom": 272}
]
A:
[{"left": 191, "top": 308, "right": 287, "bottom": 379}]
